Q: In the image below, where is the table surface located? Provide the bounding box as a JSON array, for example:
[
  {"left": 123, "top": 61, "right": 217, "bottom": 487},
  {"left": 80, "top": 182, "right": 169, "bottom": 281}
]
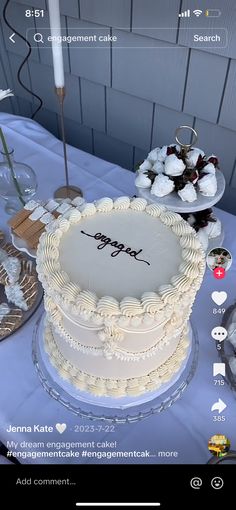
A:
[{"left": 0, "top": 113, "right": 236, "bottom": 465}]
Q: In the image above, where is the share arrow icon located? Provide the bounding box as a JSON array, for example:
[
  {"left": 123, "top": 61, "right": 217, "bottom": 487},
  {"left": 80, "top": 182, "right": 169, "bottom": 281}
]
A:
[{"left": 211, "top": 398, "right": 227, "bottom": 414}]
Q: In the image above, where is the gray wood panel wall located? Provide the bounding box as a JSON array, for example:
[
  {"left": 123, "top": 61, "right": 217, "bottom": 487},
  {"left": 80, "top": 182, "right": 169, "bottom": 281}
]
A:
[{"left": 0, "top": 0, "right": 236, "bottom": 213}]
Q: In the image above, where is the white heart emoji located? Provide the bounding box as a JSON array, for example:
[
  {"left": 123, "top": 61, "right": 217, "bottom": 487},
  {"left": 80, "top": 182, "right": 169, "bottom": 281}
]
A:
[
  {"left": 55, "top": 423, "right": 67, "bottom": 434},
  {"left": 211, "top": 291, "right": 227, "bottom": 306}
]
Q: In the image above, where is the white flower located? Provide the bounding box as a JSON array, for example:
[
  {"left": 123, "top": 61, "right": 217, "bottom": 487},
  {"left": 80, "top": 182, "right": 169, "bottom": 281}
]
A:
[
  {"left": 164, "top": 154, "right": 185, "bottom": 176},
  {"left": 151, "top": 174, "right": 174, "bottom": 197},
  {"left": 178, "top": 183, "right": 197, "bottom": 202},
  {"left": 0, "top": 89, "right": 14, "bottom": 101}
]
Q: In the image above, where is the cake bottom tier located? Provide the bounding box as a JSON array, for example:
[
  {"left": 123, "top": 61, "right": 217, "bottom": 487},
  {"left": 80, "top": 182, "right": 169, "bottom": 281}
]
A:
[{"left": 44, "top": 320, "right": 191, "bottom": 398}]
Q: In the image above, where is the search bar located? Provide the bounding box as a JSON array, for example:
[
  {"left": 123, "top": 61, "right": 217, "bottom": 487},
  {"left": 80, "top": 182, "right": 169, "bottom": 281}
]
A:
[{"left": 27, "top": 27, "right": 227, "bottom": 49}]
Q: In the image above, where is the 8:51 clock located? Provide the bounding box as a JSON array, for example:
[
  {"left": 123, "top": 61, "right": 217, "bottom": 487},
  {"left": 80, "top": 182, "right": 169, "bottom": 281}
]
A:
[{"left": 25, "top": 9, "right": 45, "bottom": 17}]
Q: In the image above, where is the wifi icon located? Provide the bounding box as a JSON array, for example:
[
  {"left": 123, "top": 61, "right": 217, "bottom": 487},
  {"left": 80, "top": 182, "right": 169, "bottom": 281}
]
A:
[{"left": 193, "top": 9, "right": 203, "bottom": 17}]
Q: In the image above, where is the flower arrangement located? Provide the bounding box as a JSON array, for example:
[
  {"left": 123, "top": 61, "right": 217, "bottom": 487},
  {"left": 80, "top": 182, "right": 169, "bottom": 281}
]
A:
[
  {"left": 135, "top": 144, "right": 219, "bottom": 203},
  {"left": 0, "top": 89, "right": 25, "bottom": 205}
]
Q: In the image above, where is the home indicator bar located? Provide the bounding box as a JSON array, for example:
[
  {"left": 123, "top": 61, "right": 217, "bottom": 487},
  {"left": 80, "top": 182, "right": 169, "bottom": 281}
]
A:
[{"left": 75, "top": 504, "right": 161, "bottom": 507}]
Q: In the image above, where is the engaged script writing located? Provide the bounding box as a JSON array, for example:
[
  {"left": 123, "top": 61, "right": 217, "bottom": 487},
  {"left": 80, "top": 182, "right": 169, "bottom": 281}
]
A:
[{"left": 80, "top": 230, "right": 150, "bottom": 266}]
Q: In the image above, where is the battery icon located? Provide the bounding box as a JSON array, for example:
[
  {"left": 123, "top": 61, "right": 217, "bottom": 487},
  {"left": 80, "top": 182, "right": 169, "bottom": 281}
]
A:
[{"left": 205, "top": 9, "right": 221, "bottom": 17}]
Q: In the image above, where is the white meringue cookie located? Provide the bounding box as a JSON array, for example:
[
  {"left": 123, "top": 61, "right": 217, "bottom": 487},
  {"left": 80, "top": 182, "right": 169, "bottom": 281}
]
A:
[
  {"left": 186, "top": 147, "right": 205, "bottom": 168},
  {"left": 151, "top": 174, "right": 174, "bottom": 197},
  {"left": 178, "top": 183, "right": 197, "bottom": 202},
  {"left": 152, "top": 160, "right": 164, "bottom": 174},
  {"left": 203, "top": 163, "right": 215, "bottom": 175},
  {"left": 198, "top": 173, "right": 217, "bottom": 196},
  {"left": 135, "top": 172, "right": 152, "bottom": 189},
  {"left": 202, "top": 218, "right": 221, "bottom": 239},
  {"left": 138, "top": 159, "right": 152, "bottom": 171},
  {"left": 197, "top": 228, "right": 209, "bottom": 251},
  {"left": 164, "top": 154, "right": 185, "bottom": 176},
  {"left": 147, "top": 147, "right": 160, "bottom": 163}
]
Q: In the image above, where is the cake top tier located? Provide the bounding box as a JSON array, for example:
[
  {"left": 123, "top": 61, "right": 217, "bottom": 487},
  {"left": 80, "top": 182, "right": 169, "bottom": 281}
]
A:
[{"left": 36, "top": 197, "right": 205, "bottom": 323}]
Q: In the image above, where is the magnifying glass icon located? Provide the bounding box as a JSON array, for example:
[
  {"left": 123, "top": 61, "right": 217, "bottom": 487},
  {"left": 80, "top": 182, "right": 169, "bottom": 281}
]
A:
[{"left": 34, "top": 33, "right": 44, "bottom": 43}]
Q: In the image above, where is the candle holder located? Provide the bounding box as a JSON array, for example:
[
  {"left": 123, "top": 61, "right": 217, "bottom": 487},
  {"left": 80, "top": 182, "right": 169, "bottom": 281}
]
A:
[{"left": 54, "top": 87, "right": 83, "bottom": 200}]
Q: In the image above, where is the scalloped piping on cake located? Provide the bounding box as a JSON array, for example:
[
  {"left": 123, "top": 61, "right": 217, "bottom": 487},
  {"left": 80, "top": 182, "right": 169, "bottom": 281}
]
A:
[
  {"left": 36, "top": 197, "right": 205, "bottom": 324},
  {"left": 44, "top": 321, "right": 190, "bottom": 397},
  {"left": 45, "top": 298, "right": 188, "bottom": 362}
]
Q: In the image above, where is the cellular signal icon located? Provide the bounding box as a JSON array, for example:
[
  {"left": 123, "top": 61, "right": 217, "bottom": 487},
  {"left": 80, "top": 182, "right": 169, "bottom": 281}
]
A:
[{"left": 179, "top": 9, "right": 191, "bottom": 17}]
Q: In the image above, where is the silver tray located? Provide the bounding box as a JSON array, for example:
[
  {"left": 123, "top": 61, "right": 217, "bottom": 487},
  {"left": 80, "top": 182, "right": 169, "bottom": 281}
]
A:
[{"left": 0, "top": 244, "right": 43, "bottom": 341}]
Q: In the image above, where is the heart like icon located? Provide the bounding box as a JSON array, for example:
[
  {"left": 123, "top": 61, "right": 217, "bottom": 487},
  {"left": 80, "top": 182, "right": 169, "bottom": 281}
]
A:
[
  {"left": 55, "top": 423, "right": 67, "bottom": 434},
  {"left": 211, "top": 291, "right": 227, "bottom": 306}
]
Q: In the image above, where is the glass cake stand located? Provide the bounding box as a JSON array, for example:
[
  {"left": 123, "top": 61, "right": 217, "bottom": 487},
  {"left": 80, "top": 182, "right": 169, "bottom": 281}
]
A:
[{"left": 32, "top": 312, "right": 199, "bottom": 423}]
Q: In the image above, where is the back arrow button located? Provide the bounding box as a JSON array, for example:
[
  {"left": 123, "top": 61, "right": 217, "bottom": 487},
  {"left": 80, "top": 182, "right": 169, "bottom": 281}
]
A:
[{"left": 9, "top": 33, "right": 15, "bottom": 43}]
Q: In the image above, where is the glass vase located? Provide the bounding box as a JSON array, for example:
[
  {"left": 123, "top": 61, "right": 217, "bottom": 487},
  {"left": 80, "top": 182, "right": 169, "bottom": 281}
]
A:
[{"left": 0, "top": 148, "right": 37, "bottom": 214}]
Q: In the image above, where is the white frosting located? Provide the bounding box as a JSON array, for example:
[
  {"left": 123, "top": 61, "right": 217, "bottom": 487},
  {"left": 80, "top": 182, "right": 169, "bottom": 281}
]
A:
[
  {"left": 164, "top": 154, "right": 185, "bottom": 176},
  {"left": 147, "top": 148, "right": 160, "bottom": 163},
  {"left": 203, "top": 163, "right": 215, "bottom": 175},
  {"left": 40, "top": 212, "right": 55, "bottom": 225},
  {"left": 157, "top": 145, "right": 168, "bottom": 162},
  {"left": 37, "top": 198, "right": 205, "bottom": 319},
  {"left": 44, "top": 321, "right": 190, "bottom": 396},
  {"left": 196, "top": 228, "right": 209, "bottom": 251},
  {"left": 139, "top": 159, "right": 152, "bottom": 171},
  {"left": 186, "top": 148, "right": 204, "bottom": 168},
  {"left": 56, "top": 203, "right": 72, "bottom": 214},
  {"left": 45, "top": 199, "right": 59, "bottom": 212},
  {"left": 5, "top": 284, "right": 28, "bottom": 311},
  {"left": 152, "top": 161, "right": 164, "bottom": 174},
  {"left": 24, "top": 200, "right": 39, "bottom": 211},
  {"left": 151, "top": 174, "right": 175, "bottom": 197},
  {"left": 1, "top": 256, "right": 21, "bottom": 284},
  {"left": 0, "top": 303, "right": 10, "bottom": 322},
  {"left": 202, "top": 218, "right": 221, "bottom": 239},
  {"left": 29, "top": 206, "right": 47, "bottom": 221},
  {"left": 71, "top": 197, "right": 85, "bottom": 207},
  {"left": 37, "top": 196, "right": 206, "bottom": 398},
  {"left": 198, "top": 174, "right": 217, "bottom": 196},
  {"left": 178, "top": 183, "right": 197, "bottom": 203}
]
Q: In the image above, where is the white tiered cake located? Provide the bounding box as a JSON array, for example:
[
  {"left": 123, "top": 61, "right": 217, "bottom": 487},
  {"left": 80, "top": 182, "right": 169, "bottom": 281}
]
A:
[{"left": 36, "top": 197, "right": 205, "bottom": 399}]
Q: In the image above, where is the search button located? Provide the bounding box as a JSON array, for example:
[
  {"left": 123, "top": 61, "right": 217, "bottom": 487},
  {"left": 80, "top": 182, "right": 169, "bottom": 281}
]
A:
[
  {"left": 190, "top": 477, "right": 203, "bottom": 489},
  {"left": 34, "top": 33, "right": 44, "bottom": 43}
]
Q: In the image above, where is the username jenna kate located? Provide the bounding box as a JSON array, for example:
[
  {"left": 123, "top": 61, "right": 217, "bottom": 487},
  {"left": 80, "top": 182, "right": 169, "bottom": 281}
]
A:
[{"left": 6, "top": 425, "right": 53, "bottom": 432}]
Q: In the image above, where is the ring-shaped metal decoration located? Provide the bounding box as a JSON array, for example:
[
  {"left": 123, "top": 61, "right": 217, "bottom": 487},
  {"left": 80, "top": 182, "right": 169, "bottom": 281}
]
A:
[{"left": 175, "top": 125, "right": 198, "bottom": 153}]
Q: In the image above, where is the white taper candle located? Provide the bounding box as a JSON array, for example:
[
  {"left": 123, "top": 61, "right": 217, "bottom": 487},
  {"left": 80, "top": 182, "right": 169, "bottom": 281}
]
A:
[{"left": 48, "top": 0, "right": 65, "bottom": 88}]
